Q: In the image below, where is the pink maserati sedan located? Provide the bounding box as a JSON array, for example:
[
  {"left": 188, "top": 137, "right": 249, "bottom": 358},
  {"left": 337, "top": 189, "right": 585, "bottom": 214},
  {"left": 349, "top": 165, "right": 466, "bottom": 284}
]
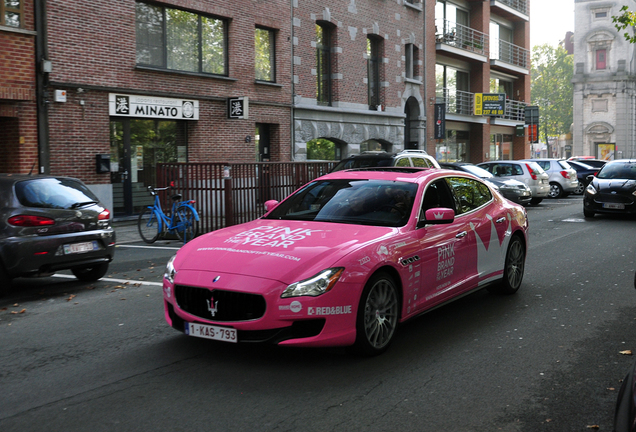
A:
[{"left": 163, "top": 167, "right": 528, "bottom": 355}]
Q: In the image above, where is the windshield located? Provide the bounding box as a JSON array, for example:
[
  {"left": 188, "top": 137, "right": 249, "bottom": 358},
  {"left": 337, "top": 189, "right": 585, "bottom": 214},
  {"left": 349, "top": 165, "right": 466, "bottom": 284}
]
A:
[
  {"left": 597, "top": 162, "right": 636, "bottom": 180},
  {"left": 15, "top": 178, "right": 100, "bottom": 209},
  {"left": 264, "top": 179, "right": 418, "bottom": 227},
  {"left": 461, "top": 165, "right": 493, "bottom": 179}
]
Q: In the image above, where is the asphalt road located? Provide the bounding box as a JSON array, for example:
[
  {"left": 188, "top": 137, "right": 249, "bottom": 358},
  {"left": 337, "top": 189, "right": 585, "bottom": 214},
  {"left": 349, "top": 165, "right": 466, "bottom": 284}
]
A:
[{"left": 1, "top": 196, "right": 635, "bottom": 432}]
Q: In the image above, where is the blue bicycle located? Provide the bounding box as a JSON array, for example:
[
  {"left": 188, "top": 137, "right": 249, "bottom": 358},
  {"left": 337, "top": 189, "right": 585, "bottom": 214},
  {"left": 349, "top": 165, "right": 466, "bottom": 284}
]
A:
[{"left": 138, "top": 184, "right": 200, "bottom": 244}]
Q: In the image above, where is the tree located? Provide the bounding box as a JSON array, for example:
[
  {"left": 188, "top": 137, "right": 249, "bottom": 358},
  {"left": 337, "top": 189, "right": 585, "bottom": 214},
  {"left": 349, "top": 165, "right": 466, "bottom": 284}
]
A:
[
  {"left": 531, "top": 44, "right": 574, "bottom": 144},
  {"left": 613, "top": 5, "right": 636, "bottom": 43}
]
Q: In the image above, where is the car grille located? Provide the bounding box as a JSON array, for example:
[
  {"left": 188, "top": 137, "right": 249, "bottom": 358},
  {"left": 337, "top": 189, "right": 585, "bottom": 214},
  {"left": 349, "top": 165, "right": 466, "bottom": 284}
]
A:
[
  {"left": 597, "top": 193, "right": 634, "bottom": 204},
  {"left": 174, "top": 285, "right": 266, "bottom": 322}
]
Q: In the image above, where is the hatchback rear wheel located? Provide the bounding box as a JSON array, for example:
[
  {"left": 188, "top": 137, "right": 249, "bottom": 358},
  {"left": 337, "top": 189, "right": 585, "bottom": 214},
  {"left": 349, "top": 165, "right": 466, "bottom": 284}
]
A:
[{"left": 549, "top": 182, "right": 563, "bottom": 198}]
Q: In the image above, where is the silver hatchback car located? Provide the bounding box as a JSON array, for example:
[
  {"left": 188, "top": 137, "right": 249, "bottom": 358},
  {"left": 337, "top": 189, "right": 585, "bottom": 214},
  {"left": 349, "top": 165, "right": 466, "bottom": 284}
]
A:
[
  {"left": 477, "top": 160, "right": 550, "bottom": 205},
  {"left": 521, "top": 159, "right": 579, "bottom": 198}
]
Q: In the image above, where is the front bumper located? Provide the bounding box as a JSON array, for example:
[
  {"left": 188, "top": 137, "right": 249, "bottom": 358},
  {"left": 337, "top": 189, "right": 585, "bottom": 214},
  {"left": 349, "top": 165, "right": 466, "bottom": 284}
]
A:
[
  {"left": 583, "top": 194, "right": 636, "bottom": 215},
  {"left": 163, "top": 271, "right": 360, "bottom": 347}
]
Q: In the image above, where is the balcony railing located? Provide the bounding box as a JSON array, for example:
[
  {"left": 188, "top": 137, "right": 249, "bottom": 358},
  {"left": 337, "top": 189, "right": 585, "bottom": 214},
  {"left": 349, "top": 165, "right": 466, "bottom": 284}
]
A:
[
  {"left": 437, "top": 88, "right": 474, "bottom": 116},
  {"left": 502, "top": 99, "right": 527, "bottom": 121},
  {"left": 436, "top": 20, "right": 488, "bottom": 57},
  {"left": 494, "top": 0, "right": 528, "bottom": 16},
  {"left": 491, "top": 39, "right": 529, "bottom": 70},
  {"left": 438, "top": 88, "right": 527, "bottom": 122}
]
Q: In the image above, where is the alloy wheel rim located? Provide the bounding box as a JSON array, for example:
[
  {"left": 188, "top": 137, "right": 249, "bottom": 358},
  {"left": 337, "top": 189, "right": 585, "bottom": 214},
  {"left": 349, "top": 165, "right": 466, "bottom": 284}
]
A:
[{"left": 363, "top": 279, "right": 398, "bottom": 349}]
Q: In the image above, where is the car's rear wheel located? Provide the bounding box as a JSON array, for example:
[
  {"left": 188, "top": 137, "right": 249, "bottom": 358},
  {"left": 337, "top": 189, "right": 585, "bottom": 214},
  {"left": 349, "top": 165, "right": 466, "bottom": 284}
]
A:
[
  {"left": 71, "top": 262, "right": 109, "bottom": 282},
  {"left": 574, "top": 182, "right": 585, "bottom": 195},
  {"left": 549, "top": 182, "right": 563, "bottom": 199},
  {"left": 530, "top": 198, "right": 543, "bottom": 205},
  {"left": 488, "top": 235, "right": 525, "bottom": 295},
  {"left": 353, "top": 272, "right": 400, "bottom": 356}
]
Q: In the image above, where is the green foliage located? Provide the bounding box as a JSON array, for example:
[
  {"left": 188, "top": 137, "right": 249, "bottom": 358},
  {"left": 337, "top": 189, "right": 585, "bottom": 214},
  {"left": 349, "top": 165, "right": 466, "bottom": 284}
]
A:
[
  {"left": 613, "top": 6, "right": 636, "bottom": 43},
  {"left": 307, "top": 138, "right": 337, "bottom": 160},
  {"left": 531, "top": 44, "right": 573, "bottom": 143}
]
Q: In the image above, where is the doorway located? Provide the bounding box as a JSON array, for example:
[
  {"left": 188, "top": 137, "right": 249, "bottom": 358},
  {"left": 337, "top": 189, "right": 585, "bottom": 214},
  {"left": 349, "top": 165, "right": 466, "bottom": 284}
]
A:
[
  {"left": 109, "top": 118, "right": 187, "bottom": 215},
  {"left": 255, "top": 123, "right": 271, "bottom": 162}
]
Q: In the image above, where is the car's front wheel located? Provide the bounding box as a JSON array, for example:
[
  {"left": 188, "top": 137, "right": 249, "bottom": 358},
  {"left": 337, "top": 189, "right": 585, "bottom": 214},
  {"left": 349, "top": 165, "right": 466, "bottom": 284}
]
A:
[
  {"left": 574, "top": 182, "right": 585, "bottom": 195},
  {"left": 549, "top": 182, "right": 563, "bottom": 198},
  {"left": 583, "top": 208, "right": 595, "bottom": 218},
  {"left": 71, "top": 262, "right": 109, "bottom": 282},
  {"left": 353, "top": 272, "right": 400, "bottom": 356},
  {"left": 488, "top": 235, "right": 525, "bottom": 295}
]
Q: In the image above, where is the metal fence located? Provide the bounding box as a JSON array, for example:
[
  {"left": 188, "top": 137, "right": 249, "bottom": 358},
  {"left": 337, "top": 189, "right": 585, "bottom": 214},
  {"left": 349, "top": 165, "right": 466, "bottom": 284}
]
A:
[{"left": 156, "top": 162, "right": 336, "bottom": 234}]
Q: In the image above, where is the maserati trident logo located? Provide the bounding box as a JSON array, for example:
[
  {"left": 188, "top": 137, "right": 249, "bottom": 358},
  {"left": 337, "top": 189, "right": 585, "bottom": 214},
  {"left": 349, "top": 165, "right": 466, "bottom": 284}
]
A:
[{"left": 206, "top": 296, "right": 218, "bottom": 317}]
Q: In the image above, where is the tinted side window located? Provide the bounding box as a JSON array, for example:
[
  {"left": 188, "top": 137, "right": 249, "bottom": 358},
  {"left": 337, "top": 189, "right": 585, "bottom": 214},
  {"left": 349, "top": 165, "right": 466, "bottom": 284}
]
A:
[
  {"left": 446, "top": 177, "right": 492, "bottom": 215},
  {"left": 395, "top": 158, "right": 411, "bottom": 167},
  {"left": 536, "top": 161, "right": 549, "bottom": 171},
  {"left": 512, "top": 164, "right": 524, "bottom": 175}
]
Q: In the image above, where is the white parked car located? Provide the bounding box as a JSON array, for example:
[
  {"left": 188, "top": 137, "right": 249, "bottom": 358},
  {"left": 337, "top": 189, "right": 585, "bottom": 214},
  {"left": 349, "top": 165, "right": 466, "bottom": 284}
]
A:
[
  {"left": 477, "top": 160, "right": 550, "bottom": 205},
  {"left": 520, "top": 159, "right": 579, "bottom": 198}
]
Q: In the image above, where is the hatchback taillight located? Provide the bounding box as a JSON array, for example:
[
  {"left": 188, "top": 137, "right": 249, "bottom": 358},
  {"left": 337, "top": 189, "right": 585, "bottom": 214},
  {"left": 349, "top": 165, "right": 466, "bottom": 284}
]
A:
[
  {"left": 8, "top": 215, "right": 55, "bottom": 227},
  {"left": 98, "top": 209, "right": 111, "bottom": 221},
  {"left": 525, "top": 163, "right": 537, "bottom": 180},
  {"left": 560, "top": 170, "right": 569, "bottom": 179}
]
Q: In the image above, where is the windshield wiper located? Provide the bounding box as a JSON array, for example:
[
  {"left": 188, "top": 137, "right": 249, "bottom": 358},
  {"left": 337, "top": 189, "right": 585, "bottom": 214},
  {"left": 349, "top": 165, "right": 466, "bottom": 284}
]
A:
[{"left": 71, "top": 200, "right": 98, "bottom": 209}]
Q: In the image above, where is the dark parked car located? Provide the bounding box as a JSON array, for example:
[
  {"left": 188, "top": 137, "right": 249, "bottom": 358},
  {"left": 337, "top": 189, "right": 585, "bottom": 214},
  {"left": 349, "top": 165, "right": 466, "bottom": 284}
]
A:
[
  {"left": 439, "top": 162, "right": 532, "bottom": 205},
  {"left": 567, "top": 160, "right": 599, "bottom": 195},
  {"left": 331, "top": 150, "right": 440, "bottom": 172},
  {"left": 583, "top": 160, "right": 636, "bottom": 218},
  {"left": 0, "top": 174, "right": 116, "bottom": 295},
  {"left": 568, "top": 157, "right": 607, "bottom": 169}
]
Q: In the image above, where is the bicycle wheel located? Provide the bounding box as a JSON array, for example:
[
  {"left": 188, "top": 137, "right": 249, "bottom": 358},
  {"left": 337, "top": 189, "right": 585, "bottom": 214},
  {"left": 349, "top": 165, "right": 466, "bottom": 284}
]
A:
[
  {"left": 138, "top": 208, "right": 160, "bottom": 243},
  {"left": 174, "top": 206, "right": 198, "bottom": 243}
]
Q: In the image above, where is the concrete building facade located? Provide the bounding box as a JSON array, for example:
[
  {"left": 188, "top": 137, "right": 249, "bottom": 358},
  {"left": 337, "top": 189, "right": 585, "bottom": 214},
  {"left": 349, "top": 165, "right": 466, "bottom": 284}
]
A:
[{"left": 573, "top": 0, "right": 636, "bottom": 160}]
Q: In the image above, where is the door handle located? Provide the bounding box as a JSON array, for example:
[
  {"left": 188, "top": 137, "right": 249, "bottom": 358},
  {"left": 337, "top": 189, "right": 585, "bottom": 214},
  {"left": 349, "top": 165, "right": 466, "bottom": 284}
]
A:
[
  {"left": 455, "top": 231, "right": 467, "bottom": 239},
  {"left": 495, "top": 217, "right": 506, "bottom": 224}
]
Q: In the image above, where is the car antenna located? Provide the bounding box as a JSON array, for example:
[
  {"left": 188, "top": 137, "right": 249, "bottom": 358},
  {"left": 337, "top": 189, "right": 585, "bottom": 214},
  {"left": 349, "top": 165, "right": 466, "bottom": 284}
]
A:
[{"left": 28, "top": 162, "right": 36, "bottom": 175}]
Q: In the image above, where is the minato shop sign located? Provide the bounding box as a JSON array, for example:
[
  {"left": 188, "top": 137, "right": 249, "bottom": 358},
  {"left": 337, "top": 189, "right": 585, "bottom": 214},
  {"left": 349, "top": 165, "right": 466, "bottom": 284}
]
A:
[{"left": 109, "top": 94, "right": 199, "bottom": 120}]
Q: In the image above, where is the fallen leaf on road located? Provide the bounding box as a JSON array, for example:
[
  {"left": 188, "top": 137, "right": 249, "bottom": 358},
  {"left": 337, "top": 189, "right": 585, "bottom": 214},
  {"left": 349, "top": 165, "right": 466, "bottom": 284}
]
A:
[
  {"left": 620, "top": 350, "right": 633, "bottom": 355},
  {"left": 587, "top": 426, "right": 599, "bottom": 430},
  {"left": 66, "top": 294, "right": 76, "bottom": 302}
]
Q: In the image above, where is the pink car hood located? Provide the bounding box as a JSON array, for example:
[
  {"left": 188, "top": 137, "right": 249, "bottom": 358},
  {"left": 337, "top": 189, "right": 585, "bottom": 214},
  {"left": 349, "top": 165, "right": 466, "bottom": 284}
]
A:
[{"left": 174, "top": 220, "right": 396, "bottom": 284}]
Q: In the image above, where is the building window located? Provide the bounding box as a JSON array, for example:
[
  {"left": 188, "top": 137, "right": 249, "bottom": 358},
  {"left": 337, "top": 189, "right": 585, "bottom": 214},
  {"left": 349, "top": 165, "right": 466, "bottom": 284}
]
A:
[
  {"left": 135, "top": 2, "right": 227, "bottom": 76},
  {"left": 593, "top": 9, "right": 609, "bottom": 20},
  {"left": 405, "top": 43, "right": 419, "bottom": 80},
  {"left": 596, "top": 49, "right": 607, "bottom": 70},
  {"left": 316, "top": 23, "right": 333, "bottom": 105},
  {"left": 255, "top": 27, "right": 275, "bottom": 82},
  {"left": 367, "top": 36, "right": 382, "bottom": 108},
  {"left": 1, "top": 0, "right": 23, "bottom": 28}
]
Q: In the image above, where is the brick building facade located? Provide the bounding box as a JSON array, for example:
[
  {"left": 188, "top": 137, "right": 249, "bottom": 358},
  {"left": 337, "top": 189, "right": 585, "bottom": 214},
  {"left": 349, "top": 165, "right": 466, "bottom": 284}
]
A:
[
  {"left": 0, "top": 0, "right": 38, "bottom": 174},
  {"left": 43, "top": 0, "right": 292, "bottom": 215}
]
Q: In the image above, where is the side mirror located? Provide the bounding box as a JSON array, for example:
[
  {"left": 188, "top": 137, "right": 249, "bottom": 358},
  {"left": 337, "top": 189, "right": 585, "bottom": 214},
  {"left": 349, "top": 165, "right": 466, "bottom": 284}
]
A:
[
  {"left": 417, "top": 207, "right": 455, "bottom": 228},
  {"left": 264, "top": 200, "right": 279, "bottom": 212},
  {"left": 585, "top": 174, "right": 595, "bottom": 183}
]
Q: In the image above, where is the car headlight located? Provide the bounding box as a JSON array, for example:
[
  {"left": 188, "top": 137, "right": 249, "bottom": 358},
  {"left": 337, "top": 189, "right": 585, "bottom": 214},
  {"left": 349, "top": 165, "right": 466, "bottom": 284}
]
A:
[
  {"left": 164, "top": 254, "right": 177, "bottom": 284},
  {"left": 585, "top": 184, "right": 597, "bottom": 195},
  {"left": 281, "top": 268, "right": 344, "bottom": 298}
]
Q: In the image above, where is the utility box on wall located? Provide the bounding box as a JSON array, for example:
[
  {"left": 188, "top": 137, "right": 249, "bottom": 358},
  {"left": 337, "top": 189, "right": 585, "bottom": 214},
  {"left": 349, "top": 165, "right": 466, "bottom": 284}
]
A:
[{"left": 95, "top": 154, "right": 111, "bottom": 174}]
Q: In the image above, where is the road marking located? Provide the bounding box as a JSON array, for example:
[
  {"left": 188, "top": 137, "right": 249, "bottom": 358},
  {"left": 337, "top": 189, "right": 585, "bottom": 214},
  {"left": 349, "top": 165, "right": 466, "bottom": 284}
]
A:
[
  {"left": 52, "top": 274, "right": 163, "bottom": 286},
  {"left": 116, "top": 244, "right": 180, "bottom": 251}
]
